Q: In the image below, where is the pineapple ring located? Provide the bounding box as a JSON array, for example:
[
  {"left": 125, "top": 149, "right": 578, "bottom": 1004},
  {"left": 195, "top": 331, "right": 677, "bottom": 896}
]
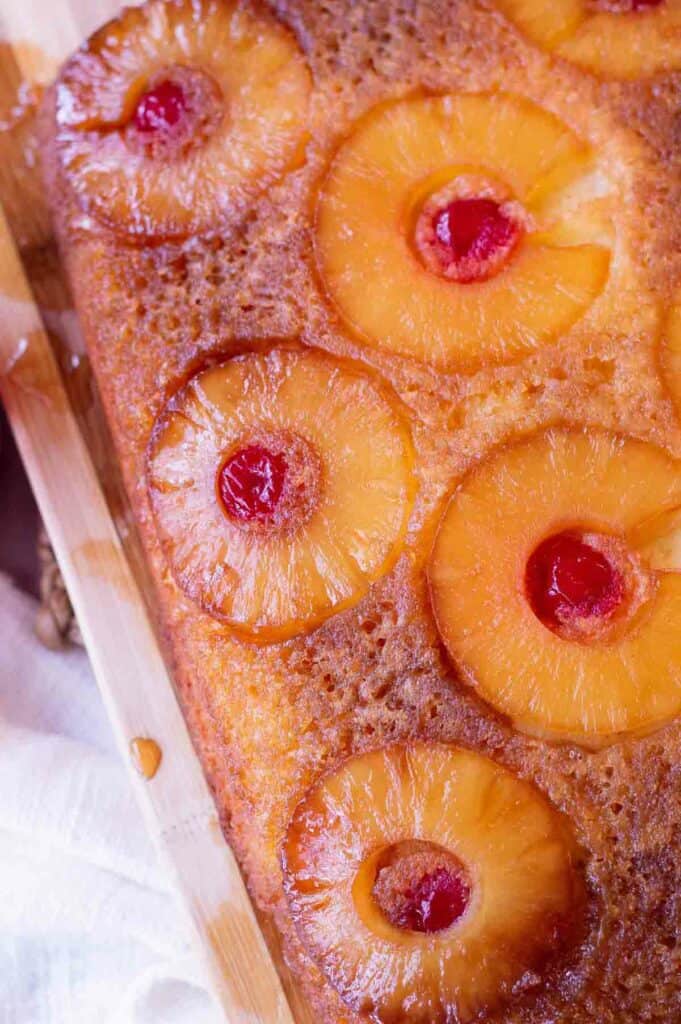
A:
[
  {"left": 147, "top": 348, "right": 416, "bottom": 641},
  {"left": 315, "top": 92, "right": 610, "bottom": 373},
  {"left": 283, "top": 744, "right": 585, "bottom": 1024},
  {"left": 429, "top": 428, "right": 681, "bottom": 748},
  {"left": 494, "top": 0, "right": 681, "bottom": 80},
  {"left": 55, "top": 0, "right": 311, "bottom": 239}
]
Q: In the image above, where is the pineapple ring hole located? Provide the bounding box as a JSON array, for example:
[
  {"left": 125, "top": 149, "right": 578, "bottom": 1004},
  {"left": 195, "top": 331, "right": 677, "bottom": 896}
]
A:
[
  {"left": 412, "top": 175, "right": 528, "bottom": 284},
  {"left": 125, "top": 65, "right": 225, "bottom": 158},
  {"left": 368, "top": 840, "right": 472, "bottom": 935},
  {"left": 525, "top": 528, "right": 655, "bottom": 644},
  {"left": 216, "top": 430, "right": 322, "bottom": 536}
]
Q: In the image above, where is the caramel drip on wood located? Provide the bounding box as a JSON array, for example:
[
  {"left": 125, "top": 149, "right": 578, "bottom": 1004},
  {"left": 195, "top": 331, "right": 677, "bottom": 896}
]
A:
[{"left": 130, "top": 737, "right": 162, "bottom": 779}]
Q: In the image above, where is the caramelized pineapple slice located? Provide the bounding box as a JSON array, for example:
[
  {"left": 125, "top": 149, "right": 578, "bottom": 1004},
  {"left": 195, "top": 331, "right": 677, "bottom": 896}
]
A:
[
  {"left": 495, "top": 0, "right": 681, "bottom": 79},
  {"left": 55, "top": 0, "right": 311, "bottom": 238},
  {"left": 315, "top": 92, "right": 610, "bottom": 372},
  {"left": 429, "top": 428, "right": 681, "bottom": 747},
  {"left": 283, "top": 744, "right": 585, "bottom": 1024},
  {"left": 147, "top": 347, "right": 415, "bottom": 641}
]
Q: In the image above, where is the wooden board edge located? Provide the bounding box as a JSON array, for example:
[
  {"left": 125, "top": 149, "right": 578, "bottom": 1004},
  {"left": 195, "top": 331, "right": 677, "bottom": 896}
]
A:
[{"left": 0, "top": 198, "right": 297, "bottom": 1024}]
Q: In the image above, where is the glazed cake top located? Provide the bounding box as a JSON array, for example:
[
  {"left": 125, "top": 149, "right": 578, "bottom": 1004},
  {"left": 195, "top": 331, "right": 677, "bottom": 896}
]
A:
[{"left": 45, "top": 1, "right": 681, "bottom": 1021}]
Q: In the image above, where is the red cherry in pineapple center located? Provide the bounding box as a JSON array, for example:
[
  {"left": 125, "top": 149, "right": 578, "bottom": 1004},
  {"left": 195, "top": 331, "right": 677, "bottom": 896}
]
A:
[
  {"left": 415, "top": 190, "right": 523, "bottom": 283},
  {"left": 434, "top": 198, "right": 516, "bottom": 264},
  {"left": 393, "top": 866, "right": 470, "bottom": 933},
  {"left": 218, "top": 444, "right": 288, "bottom": 524},
  {"left": 133, "top": 79, "right": 188, "bottom": 134},
  {"left": 526, "top": 531, "right": 625, "bottom": 630},
  {"left": 372, "top": 844, "right": 472, "bottom": 935}
]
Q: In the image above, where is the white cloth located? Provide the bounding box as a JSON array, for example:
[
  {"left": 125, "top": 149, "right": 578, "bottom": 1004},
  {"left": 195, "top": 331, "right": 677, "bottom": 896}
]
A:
[{"left": 0, "top": 572, "right": 221, "bottom": 1024}]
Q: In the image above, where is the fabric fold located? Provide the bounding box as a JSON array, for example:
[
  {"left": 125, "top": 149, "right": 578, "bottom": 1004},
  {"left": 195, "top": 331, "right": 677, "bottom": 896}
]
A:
[{"left": 0, "top": 572, "right": 220, "bottom": 1023}]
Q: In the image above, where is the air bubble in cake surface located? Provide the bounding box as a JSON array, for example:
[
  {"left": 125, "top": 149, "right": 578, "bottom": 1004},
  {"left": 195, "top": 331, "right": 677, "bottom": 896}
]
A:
[
  {"left": 146, "top": 347, "right": 416, "bottom": 641},
  {"left": 429, "top": 427, "right": 681, "bottom": 747},
  {"left": 54, "top": 0, "right": 311, "bottom": 238},
  {"left": 315, "top": 92, "right": 611, "bottom": 371},
  {"left": 283, "top": 743, "right": 586, "bottom": 1023}
]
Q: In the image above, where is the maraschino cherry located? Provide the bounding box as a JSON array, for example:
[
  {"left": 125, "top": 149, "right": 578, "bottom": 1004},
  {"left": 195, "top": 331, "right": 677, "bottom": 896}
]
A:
[
  {"left": 133, "top": 79, "right": 188, "bottom": 134},
  {"left": 416, "top": 192, "right": 523, "bottom": 283},
  {"left": 391, "top": 866, "right": 471, "bottom": 934},
  {"left": 526, "top": 531, "right": 625, "bottom": 630},
  {"left": 218, "top": 444, "right": 288, "bottom": 524},
  {"left": 434, "top": 198, "right": 518, "bottom": 274}
]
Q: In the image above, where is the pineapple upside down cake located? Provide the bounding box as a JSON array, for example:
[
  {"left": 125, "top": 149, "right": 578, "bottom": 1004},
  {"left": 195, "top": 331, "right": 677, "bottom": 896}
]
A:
[{"left": 44, "top": 0, "right": 681, "bottom": 1020}]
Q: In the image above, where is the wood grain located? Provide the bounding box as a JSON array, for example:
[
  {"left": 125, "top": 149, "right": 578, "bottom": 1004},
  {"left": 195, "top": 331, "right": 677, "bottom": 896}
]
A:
[{"left": 0, "top": 4, "right": 306, "bottom": 1021}]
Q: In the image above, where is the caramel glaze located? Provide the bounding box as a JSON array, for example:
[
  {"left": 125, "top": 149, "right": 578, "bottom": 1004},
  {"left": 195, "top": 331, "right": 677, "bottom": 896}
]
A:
[{"left": 43, "top": 2, "right": 681, "bottom": 1021}]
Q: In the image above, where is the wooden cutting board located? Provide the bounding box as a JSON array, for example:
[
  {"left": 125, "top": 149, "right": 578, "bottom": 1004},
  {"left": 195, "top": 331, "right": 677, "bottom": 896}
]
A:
[{"left": 0, "top": 4, "right": 314, "bottom": 1022}]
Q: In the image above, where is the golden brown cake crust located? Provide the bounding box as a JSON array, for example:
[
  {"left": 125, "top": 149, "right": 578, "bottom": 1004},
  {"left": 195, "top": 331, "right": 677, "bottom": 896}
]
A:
[{"left": 43, "top": 1, "right": 681, "bottom": 1021}]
